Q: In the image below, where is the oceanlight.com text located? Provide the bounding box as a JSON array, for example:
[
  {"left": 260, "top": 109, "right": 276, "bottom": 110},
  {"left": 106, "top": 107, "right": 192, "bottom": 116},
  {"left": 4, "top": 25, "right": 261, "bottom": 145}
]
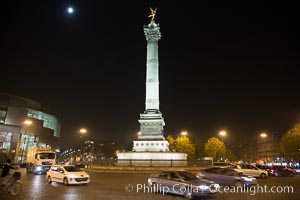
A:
[{"left": 217, "top": 184, "right": 294, "bottom": 195}]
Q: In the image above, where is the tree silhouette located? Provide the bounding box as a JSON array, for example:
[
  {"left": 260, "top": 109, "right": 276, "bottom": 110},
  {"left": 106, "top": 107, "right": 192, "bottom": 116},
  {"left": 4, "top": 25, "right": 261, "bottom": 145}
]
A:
[
  {"left": 280, "top": 123, "right": 300, "bottom": 160},
  {"left": 166, "top": 135, "right": 175, "bottom": 151},
  {"left": 166, "top": 135, "right": 195, "bottom": 159},
  {"left": 204, "top": 137, "right": 226, "bottom": 161}
]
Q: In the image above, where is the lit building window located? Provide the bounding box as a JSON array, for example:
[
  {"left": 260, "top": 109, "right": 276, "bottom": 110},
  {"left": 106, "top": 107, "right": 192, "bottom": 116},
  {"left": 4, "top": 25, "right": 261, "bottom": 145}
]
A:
[
  {"left": 0, "top": 107, "right": 7, "bottom": 124},
  {"left": 26, "top": 108, "right": 60, "bottom": 137}
]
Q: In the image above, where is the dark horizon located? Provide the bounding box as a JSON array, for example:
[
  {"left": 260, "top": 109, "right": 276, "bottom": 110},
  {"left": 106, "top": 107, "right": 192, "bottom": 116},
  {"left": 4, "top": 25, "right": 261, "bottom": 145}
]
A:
[{"left": 1, "top": 0, "right": 299, "bottom": 149}]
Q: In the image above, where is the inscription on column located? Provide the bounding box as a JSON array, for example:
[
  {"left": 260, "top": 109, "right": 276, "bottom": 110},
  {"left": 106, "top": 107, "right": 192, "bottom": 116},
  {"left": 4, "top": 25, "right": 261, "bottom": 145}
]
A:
[{"left": 147, "top": 59, "right": 157, "bottom": 64}]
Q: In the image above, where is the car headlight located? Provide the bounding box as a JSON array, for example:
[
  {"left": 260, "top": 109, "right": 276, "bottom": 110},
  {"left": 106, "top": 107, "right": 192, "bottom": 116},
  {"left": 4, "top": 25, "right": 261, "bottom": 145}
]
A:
[
  {"left": 199, "top": 185, "right": 209, "bottom": 190},
  {"left": 36, "top": 166, "right": 42, "bottom": 171},
  {"left": 241, "top": 176, "right": 254, "bottom": 182}
]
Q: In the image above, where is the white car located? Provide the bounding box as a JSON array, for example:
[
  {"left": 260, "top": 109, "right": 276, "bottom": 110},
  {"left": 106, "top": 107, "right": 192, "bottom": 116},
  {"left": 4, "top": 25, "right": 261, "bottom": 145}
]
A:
[
  {"left": 46, "top": 164, "right": 90, "bottom": 185},
  {"left": 231, "top": 164, "right": 268, "bottom": 178}
]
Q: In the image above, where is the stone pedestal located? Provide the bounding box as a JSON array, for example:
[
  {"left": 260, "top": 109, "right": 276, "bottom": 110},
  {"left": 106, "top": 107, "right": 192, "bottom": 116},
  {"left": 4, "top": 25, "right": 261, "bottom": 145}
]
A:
[
  {"left": 117, "top": 152, "right": 187, "bottom": 166},
  {"left": 132, "top": 140, "right": 169, "bottom": 152}
]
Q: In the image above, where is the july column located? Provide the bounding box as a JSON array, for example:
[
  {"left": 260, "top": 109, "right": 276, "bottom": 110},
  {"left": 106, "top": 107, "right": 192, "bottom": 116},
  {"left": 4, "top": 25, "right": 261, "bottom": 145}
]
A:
[{"left": 144, "top": 21, "right": 161, "bottom": 111}]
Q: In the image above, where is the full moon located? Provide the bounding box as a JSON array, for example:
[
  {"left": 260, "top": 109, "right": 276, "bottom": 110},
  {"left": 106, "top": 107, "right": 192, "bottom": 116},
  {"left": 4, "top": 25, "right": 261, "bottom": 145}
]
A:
[{"left": 67, "top": 7, "right": 74, "bottom": 14}]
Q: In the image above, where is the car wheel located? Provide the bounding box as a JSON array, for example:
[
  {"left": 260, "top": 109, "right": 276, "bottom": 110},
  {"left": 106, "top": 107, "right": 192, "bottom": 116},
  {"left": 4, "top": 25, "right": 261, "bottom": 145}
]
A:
[
  {"left": 63, "top": 177, "right": 69, "bottom": 186},
  {"left": 148, "top": 181, "right": 153, "bottom": 187},
  {"left": 149, "top": 182, "right": 159, "bottom": 193},
  {"left": 260, "top": 173, "right": 267, "bottom": 179},
  {"left": 47, "top": 176, "right": 52, "bottom": 184},
  {"left": 11, "top": 182, "right": 22, "bottom": 196},
  {"left": 234, "top": 181, "right": 243, "bottom": 187},
  {"left": 184, "top": 189, "right": 194, "bottom": 200}
]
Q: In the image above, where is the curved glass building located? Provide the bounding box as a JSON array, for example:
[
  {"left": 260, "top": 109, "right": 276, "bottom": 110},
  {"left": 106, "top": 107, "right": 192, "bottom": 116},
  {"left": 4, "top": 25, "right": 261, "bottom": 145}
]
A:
[{"left": 0, "top": 93, "right": 60, "bottom": 163}]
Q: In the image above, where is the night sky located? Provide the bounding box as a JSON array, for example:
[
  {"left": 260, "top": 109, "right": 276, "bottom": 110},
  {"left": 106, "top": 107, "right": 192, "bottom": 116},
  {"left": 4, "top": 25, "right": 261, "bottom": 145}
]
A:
[{"left": 1, "top": 1, "right": 299, "bottom": 149}]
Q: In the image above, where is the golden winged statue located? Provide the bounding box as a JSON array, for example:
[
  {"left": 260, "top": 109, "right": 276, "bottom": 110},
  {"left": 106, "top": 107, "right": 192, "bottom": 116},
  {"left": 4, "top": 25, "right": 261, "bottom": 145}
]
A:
[{"left": 148, "top": 7, "right": 157, "bottom": 22}]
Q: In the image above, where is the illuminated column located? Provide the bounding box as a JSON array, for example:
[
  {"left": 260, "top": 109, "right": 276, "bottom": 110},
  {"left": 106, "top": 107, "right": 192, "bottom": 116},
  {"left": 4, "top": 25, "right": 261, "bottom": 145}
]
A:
[
  {"left": 144, "top": 21, "right": 161, "bottom": 111},
  {"left": 136, "top": 18, "right": 167, "bottom": 149}
]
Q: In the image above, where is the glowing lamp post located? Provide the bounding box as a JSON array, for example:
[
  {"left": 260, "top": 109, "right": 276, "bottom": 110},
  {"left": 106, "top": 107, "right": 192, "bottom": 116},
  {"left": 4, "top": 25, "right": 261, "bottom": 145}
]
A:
[
  {"left": 24, "top": 120, "right": 32, "bottom": 126},
  {"left": 260, "top": 133, "right": 267, "bottom": 138},
  {"left": 21, "top": 120, "right": 32, "bottom": 163},
  {"left": 79, "top": 128, "right": 87, "bottom": 162},
  {"left": 219, "top": 130, "right": 226, "bottom": 142},
  {"left": 260, "top": 133, "right": 268, "bottom": 162},
  {"left": 181, "top": 131, "right": 188, "bottom": 136}
]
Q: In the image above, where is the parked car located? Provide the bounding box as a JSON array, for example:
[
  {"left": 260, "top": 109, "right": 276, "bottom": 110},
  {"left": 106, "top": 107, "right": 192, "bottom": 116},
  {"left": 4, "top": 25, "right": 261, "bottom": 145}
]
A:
[
  {"left": 255, "top": 164, "right": 270, "bottom": 171},
  {"left": 196, "top": 167, "right": 257, "bottom": 187},
  {"left": 286, "top": 166, "right": 296, "bottom": 175},
  {"left": 268, "top": 166, "right": 294, "bottom": 177},
  {"left": 46, "top": 164, "right": 90, "bottom": 185},
  {"left": 230, "top": 164, "right": 268, "bottom": 178},
  {"left": 213, "top": 162, "right": 231, "bottom": 167},
  {"left": 148, "top": 170, "right": 220, "bottom": 199}
]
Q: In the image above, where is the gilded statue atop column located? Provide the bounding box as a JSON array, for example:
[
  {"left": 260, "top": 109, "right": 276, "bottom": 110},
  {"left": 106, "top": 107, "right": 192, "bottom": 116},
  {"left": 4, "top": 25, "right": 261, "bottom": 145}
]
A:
[{"left": 148, "top": 7, "right": 157, "bottom": 22}]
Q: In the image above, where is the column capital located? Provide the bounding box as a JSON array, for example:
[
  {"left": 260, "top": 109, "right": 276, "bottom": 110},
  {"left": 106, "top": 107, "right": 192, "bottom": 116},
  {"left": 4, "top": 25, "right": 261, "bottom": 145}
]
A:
[{"left": 144, "top": 22, "right": 161, "bottom": 41}]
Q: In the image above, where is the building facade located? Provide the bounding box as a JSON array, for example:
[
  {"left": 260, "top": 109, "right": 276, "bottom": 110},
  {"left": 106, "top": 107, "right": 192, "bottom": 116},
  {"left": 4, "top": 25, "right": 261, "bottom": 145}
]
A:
[
  {"left": 59, "top": 140, "right": 95, "bottom": 164},
  {"left": 0, "top": 93, "right": 60, "bottom": 163},
  {"left": 257, "top": 133, "right": 279, "bottom": 163},
  {"left": 83, "top": 140, "right": 95, "bottom": 163}
]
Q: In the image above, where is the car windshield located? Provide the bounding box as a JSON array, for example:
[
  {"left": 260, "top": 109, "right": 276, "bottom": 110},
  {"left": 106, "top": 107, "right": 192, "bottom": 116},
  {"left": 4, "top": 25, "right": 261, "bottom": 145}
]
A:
[
  {"left": 222, "top": 169, "right": 239, "bottom": 176},
  {"left": 64, "top": 166, "right": 82, "bottom": 172},
  {"left": 39, "top": 153, "right": 55, "bottom": 159},
  {"left": 178, "top": 171, "right": 198, "bottom": 180}
]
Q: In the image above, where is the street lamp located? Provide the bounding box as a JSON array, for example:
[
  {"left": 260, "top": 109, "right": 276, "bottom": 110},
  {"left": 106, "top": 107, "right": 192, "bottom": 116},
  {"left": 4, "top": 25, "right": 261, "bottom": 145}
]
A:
[
  {"left": 80, "top": 128, "right": 87, "bottom": 135},
  {"left": 79, "top": 128, "right": 87, "bottom": 162},
  {"left": 24, "top": 120, "right": 32, "bottom": 126},
  {"left": 21, "top": 120, "right": 32, "bottom": 163},
  {"left": 219, "top": 130, "right": 226, "bottom": 142},
  {"left": 181, "top": 131, "right": 188, "bottom": 136},
  {"left": 260, "top": 133, "right": 267, "bottom": 138},
  {"left": 260, "top": 133, "right": 268, "bottom": 162}
]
